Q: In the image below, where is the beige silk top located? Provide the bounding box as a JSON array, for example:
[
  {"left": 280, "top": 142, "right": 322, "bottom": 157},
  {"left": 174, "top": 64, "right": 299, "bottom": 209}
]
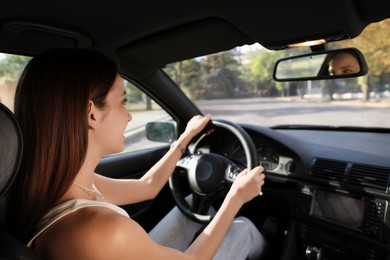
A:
[{"left": 27, "top": 198, "right": 130, "bottom": 247}]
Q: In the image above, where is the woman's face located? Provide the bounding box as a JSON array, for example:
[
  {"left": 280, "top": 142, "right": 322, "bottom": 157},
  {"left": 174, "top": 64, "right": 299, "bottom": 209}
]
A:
[
  {"left": 328, "top": 52, "right": 360, "bottom": 75},
  {"left": 94, "top": 75, "right": 132, "bottom": 155}
]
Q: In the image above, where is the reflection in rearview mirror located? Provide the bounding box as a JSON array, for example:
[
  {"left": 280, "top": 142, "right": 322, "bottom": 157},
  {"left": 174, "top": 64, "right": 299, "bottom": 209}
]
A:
[
  {"left": 273, "top": 48, "right": 368, "bottom": 81},
  {"left": 328, "top": 50, "right": 360, "bottom": 76},
  {"left": 275, "top": 53, "right": 328, "bottom": 79}
]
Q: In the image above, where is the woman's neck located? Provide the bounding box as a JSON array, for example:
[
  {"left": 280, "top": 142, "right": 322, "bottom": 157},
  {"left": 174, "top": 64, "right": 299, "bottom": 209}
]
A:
[{"left": 60, "top": 151, "right": 102, "bottom": 203}]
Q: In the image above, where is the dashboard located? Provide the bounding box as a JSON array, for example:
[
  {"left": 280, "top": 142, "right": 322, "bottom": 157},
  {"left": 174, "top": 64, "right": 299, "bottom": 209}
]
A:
[
  {"left": 201, "top": 128, "right": 295, "bottom": 176},
  {"left": 195, "top": 124, "right": 390, "bottom": 260}
]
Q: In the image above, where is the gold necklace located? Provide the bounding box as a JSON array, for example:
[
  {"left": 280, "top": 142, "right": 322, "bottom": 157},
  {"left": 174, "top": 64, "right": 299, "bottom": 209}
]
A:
[{"left": 73, "top": 182, "right": 104, "bottom": 200}]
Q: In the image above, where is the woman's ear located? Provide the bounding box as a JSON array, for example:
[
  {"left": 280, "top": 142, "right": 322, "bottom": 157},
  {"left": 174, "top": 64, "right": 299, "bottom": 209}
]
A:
[{"left": 88, "top": 100, "right": 100, "bottom": 129}]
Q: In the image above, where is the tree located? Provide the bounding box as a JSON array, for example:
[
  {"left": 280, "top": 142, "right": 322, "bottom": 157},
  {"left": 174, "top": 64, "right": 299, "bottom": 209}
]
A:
[
  {"left": 181, "top": 59, "right": 204, "bottom": 99},
  {"left": 125, "top": 81, "right": 143, "bottom": 103},
  {"left": 0, "top": 55, "right": 31, "bottom": 80},
  {"left": 201, "top": 52, "right": 246, "bottom": 99},
  {"left": 356, "top": 20, "right": 390, "bottom": 100},
  {"left": 0, "top": 55, "right": 31, "bottom": 109},
  {"left": 243, "top": 49, "right": 285, "bottom": 96},
  {"left": 333, "top": 19, "right": 390, "bottom": 101},
  {"left": 163, "top": 59, "right": 204, "bottom": 100}
]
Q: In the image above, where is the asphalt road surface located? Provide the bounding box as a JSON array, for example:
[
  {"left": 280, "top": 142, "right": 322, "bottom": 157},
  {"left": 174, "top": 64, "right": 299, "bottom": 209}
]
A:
[
  {"left": 122, "top": 97, "right": 390, "bottom": 152},
  {"left": 197, "top": 97, "right": 390, "bottom": 128}
]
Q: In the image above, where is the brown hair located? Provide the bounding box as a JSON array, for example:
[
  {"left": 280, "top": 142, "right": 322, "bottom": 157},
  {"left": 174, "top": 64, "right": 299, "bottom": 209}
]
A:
[{"left": 8, "top": 48, "right": 118, "bottom": 242}]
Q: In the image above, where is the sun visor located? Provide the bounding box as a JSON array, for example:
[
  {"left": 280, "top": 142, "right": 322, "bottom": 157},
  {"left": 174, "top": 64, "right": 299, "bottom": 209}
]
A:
[
  {"left": 117, "top": 18, "right": 254, "bottom": 66},
  {"left": 0, "top": 21, "right": 91, "bottom": 56}
]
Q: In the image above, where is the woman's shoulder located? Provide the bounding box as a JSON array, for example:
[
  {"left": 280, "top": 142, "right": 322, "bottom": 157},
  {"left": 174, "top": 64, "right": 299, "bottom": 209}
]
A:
[
  {"left": 67, "top": 204, "right": 137, "bottom": 240},
  {"left": 35, "top": 201, "right": 187, "bottom": 259},
  {"left": 34, "top": 201, "right": 143, "bottom": 259},
  {"left": 67, "top": 206, "right": 164, "bottom": 258},
  {"left": 55, "top": 207, "right": 185, "bottom": 259}
]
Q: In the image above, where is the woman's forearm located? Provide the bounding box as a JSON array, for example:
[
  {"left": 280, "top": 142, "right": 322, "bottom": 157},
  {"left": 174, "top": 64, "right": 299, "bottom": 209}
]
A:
[
  {"left": 184, "top": 193, "right": 242, "bottom": 259},
  {"left": 184, "top": 166, "right": 264, "bottom": 259},
  {"left": 139, "top": 132, "right": 192, "bottom": 197}
]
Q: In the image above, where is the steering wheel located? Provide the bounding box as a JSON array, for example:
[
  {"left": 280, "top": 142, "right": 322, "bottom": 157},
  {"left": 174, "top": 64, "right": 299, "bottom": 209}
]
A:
[{"left": 169, "top": 119, "right": 258, "bottom": 224}]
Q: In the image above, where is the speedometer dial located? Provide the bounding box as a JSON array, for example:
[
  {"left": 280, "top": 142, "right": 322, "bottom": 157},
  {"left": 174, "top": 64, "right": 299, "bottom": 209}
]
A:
[{"left": 254, "top": 138, "right": 279, "bottom": 171}]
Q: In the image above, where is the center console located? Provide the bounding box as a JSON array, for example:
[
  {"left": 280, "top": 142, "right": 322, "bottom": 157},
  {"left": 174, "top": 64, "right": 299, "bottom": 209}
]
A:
[{"left": 293, "top": 184, "right": 390, "bottom": 260}]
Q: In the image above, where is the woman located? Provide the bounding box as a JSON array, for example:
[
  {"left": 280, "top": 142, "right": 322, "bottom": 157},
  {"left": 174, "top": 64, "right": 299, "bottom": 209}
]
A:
[
  {"left": 8, "top": 48, "right": 266, "bottom": 259},
  {"left": 328, "top": 51, "right": 360, "bottom": 76}
]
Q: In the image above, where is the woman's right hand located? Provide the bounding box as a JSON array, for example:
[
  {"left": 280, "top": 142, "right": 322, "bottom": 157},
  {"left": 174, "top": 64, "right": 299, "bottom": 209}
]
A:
[
  {"left": 227, "top": 166, "right": 265, "bottom": 206},
  {"left": 181, "top": 166, "right": 265, "bottom": 259}
]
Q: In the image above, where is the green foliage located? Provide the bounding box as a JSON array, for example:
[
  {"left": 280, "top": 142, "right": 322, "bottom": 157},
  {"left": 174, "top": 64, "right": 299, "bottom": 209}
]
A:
[
  {"left": 0, "top": 55, "right": 31, "bottom": 79},
  {"left": 201, "top": 52, "right": 247, "bottom": 99},
  {"left": 125, "top": 81, "right": 144, "bottom": 104},
  {"left": 181, "top": 60, "right": 204, "bottom": 99},
  {"left": 355, "top": 19, "right": 390, "bottom": 76},
  {"left": 243, "top": 49, "right": 281, "bottom": 96},
  {"left": 164, "top": 60, "right": 204, "bottom": 99},
  {"left": 329, "top": 19, "right": 390, "bottom": 99}
]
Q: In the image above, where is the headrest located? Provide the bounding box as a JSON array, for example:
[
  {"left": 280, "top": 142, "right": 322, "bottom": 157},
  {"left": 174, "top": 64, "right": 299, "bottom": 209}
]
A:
[{"left": 0, "top": 103, "right": 22, "bottom": 199}]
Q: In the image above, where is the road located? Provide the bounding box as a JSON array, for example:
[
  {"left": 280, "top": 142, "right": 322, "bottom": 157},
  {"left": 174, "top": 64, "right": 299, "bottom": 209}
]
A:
[
  {"left": 196, "top": 97, "right": 390, "bottom": 128},
  {"left": 122, "top": 97, "right": 390, "bottom": 152}
]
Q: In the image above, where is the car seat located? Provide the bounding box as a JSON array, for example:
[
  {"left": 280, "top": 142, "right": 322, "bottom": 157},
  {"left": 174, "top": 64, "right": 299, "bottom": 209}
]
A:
[{"left": 0, "top": 103, "right": 41, "bottom": 259}]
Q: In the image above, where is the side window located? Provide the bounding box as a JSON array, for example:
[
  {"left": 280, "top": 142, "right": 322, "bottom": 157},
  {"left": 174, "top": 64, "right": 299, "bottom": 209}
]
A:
[
  {"left": 0, "top": 53, "right": 173, "bottom": 153},
  {"left": 0, "top": 53, "right": 30, "bottom": 111},
  {"left": 0, "top": 77, "right": 16, "bottom": 111},
  {"left": 122, "top": 80, "right": 173, "bottom": 153}
]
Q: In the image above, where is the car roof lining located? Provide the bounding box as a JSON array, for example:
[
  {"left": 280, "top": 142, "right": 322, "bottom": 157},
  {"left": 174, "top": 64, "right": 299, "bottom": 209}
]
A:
[{"left": 0, "top": 0, "right": 389, "bottom": 69}]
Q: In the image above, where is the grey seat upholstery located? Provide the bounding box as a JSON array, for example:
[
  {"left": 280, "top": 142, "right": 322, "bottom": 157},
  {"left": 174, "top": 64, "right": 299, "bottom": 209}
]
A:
[{"left": 0, "top": 103, "right": 41, "bottom": 259}]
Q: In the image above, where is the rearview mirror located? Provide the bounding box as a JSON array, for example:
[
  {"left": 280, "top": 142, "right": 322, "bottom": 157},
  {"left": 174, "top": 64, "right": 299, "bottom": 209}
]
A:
[{"left": 273, "top": 48, "right": 368, "bottom": 81}]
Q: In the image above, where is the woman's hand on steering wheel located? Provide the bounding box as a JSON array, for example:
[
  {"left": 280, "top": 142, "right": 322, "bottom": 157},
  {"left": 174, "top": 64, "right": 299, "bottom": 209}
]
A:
[
  {"left": 183, "top": 114, "right": 212, "bottom": 139},
  {"left": 227, "top": 166, "right": 265, "bottom": 206},
  {"left": 170, "top": 119, "right": 261, "bottom": 224}
]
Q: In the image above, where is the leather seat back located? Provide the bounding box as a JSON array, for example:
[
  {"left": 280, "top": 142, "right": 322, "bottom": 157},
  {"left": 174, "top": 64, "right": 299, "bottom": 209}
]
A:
[{"left": 0, "top": 103, "right": 41, "bottom": 259}]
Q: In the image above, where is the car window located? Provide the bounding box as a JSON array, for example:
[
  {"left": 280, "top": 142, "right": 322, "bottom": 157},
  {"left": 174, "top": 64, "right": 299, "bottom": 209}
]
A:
[
  {"left": 122, "top": 80, "right": 173, "bottom": 152},
  {"left": 0, "top": 54, "right": 30, "bottom": 111},
  {"left": 163, "top": 19, "right": 390, "bottom": 129},
  {"left": 0, "top": 54, "right": 173, "bottom": 153}
]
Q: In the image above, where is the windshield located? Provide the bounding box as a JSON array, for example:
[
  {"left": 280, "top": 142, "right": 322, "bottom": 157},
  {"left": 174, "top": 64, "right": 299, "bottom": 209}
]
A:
[{"left": 164, "top": 19, "right": 390, "bottom": 129}]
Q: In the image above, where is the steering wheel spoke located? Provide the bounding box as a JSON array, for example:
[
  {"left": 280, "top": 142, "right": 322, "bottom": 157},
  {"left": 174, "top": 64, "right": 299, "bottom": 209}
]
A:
[
  {"left": 176, "top": 155, "right": 198, "bottom": 171},
  {"left": 191, "top": 193, "right": 214, "bottom": 215},
  {"left": 224, "top": 162, "right": 244, "bottom": 183}
]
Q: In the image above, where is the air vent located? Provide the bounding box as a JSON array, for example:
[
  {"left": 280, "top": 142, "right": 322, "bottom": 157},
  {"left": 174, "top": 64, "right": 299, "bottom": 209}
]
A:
[
  {"left": 311, "top": 158, "right": 347, "bottom": 181},
  {"left": 349, "top": 164, "right": 390, "bottom": 192}
]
